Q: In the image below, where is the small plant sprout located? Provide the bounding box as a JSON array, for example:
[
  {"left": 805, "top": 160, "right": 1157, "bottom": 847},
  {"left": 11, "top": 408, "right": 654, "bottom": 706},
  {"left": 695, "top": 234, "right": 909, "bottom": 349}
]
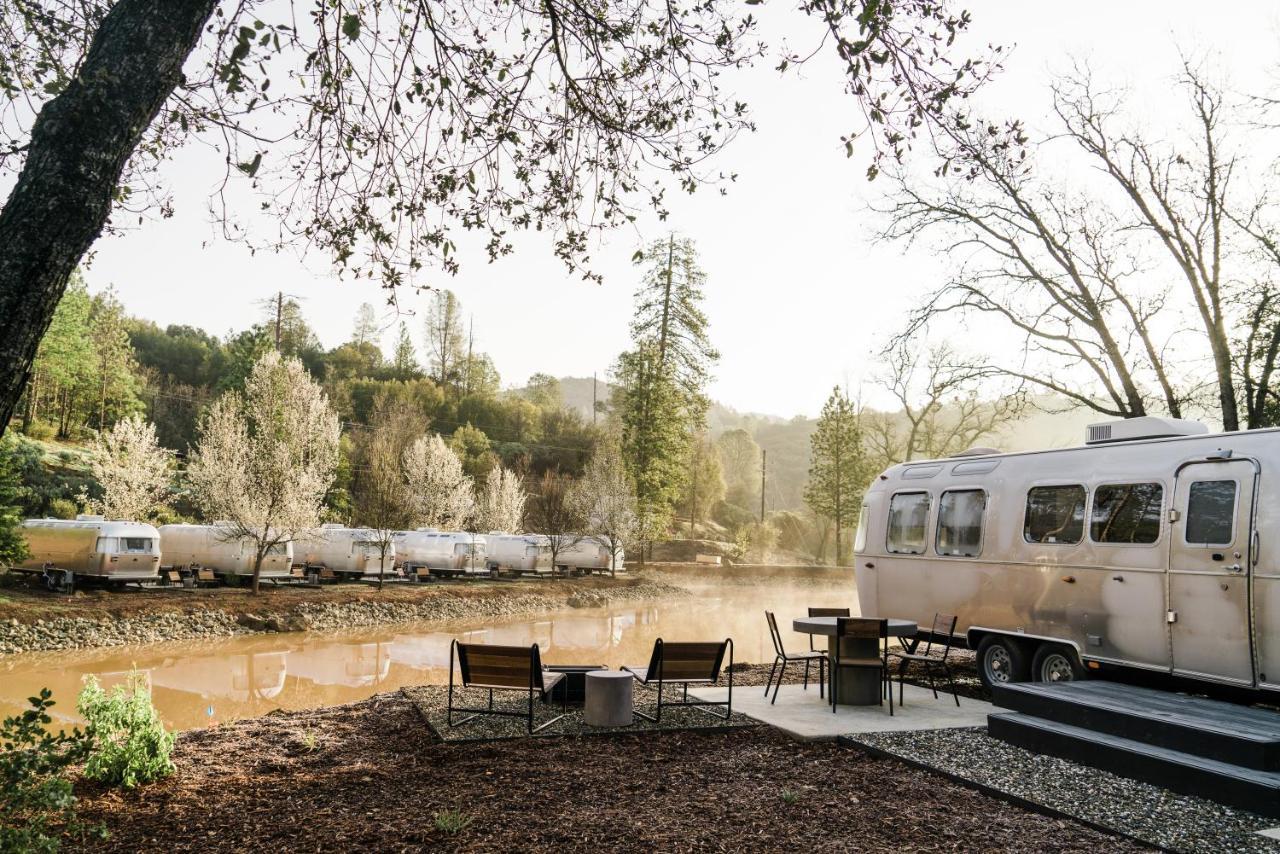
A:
[
  {"left": 300, "top": 730, "right": 318, "bottom": 752},
  {"left": 433, "top": 809, "right": 474, "bottom": 836},
  {"left": 781, "top": 789, "right": 799, "bottom": 805}
]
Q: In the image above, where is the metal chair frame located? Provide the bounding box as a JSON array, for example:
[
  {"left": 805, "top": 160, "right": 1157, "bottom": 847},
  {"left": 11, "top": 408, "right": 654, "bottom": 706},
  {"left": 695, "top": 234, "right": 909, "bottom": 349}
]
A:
[
  {"left": 805, "top": 607, "right": 851, "bottom": 653},
  {"left": 763, "top": 611, "right": 826, "bottom": 704},
  {"left": 623, "top": 638, "right": 734, "bottom": 723},
  {"left": 891, "top": 612, "right": 960, "bottom": 707},
  {"left": 446, "top": 640, "right": 568, "bottom": 735}
]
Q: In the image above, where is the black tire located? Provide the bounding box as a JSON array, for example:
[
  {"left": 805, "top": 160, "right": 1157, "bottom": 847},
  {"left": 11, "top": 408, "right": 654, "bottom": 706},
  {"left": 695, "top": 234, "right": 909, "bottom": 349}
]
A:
[
  {"left": 976, "top": 635, "right": 1031, "bottom": 689},
  {"left": 1032, "top": 643, "right": 1087, "bottom": 684}
]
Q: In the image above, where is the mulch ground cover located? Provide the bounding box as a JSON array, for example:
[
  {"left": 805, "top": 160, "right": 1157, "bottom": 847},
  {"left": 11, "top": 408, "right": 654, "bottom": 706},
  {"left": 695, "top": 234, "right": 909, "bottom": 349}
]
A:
[
  {"left": 404, "top": 684, "right": 757, "bottom": 742},
  {"left": 72, "top": 690, "right": 1149, "bottom": 853}
]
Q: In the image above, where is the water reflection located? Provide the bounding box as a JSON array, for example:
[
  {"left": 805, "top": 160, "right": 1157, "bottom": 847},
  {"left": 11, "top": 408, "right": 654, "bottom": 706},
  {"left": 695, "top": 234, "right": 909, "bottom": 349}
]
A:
[{"left": 0, "top": 581, "right": 854, "bottom": 731}]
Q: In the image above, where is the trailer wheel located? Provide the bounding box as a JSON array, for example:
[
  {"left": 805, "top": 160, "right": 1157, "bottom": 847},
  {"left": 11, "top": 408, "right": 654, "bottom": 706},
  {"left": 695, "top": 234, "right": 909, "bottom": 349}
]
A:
[
  {"left": 1032, "top": 644, "right": 1087, "bottom": 683},
  {"left": 976, "top": 635, "right": 1030, "bottom": 689}
]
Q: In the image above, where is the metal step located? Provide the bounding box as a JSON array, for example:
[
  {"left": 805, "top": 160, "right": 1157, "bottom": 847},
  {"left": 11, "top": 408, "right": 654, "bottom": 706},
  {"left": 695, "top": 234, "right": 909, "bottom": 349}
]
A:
[
  {"left": 988, "top": 711, "right": 1280, "bottom": 818},
  {"left": 992, "top": 681, "right": 1280, "bottom": 771}
]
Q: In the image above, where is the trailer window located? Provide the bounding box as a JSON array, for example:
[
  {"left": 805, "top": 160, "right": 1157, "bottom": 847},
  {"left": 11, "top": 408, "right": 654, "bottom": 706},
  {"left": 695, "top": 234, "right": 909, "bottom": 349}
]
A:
[
  {"left": 94, "top": 537, "right": 116, "bottom": 553},
  {"left": 854, "top": 504, "right": 869, "bottom": 553},
  {"left": 936, "top": 490, "right": 986, "bottom": 557},
  {"left": 122, "top": 538, "right": 153, "bottom": 553},
  {"left": 1024, "top": 485, "right": 1086, "bottom": 545},
  {"left": 887, "top": 492, "right": 931, "bottom": 555},
  {"left": 1090, "top": 483, "right": 1163, "bottom": 544},
  {"left": 1185, "top": 480, "right": 1237, "bottom": 545}
]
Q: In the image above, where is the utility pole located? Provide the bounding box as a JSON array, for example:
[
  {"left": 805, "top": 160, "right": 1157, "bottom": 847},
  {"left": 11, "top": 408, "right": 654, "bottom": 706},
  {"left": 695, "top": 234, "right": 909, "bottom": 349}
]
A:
[
  {"left": 690, "top": 441, "right": 699, "bottom": 537},
  {"left": 760, "top": 449, "right": 767, "bottom": 523},
  {"left": 274, "top": 291, "right": 283, "bottom": 349},
  {"left": 465, "top": 315, "right": 474, "bottom": 396}
]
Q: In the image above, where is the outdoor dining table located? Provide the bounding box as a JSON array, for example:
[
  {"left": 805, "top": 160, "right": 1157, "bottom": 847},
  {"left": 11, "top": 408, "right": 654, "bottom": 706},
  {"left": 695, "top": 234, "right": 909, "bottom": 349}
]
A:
[{"left": 792, "top": 616, "right": 918, "bottom": 706}]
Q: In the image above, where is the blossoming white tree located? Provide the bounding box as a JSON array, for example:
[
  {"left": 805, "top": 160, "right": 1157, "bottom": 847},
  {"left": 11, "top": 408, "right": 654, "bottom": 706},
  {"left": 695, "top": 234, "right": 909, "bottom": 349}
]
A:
[
  {"left": 572, "top": 441, "right": 638, "bottom": 576},
  {"left": 84, "top": 414, "right": 172, "bottom": 520},
  {"left": 186, "top": 351, "right": 339, "bottom": 593},
  {"left": 401, "top": 434, "right": 474, "bottom": 530},
  {"left": 473, "top": 465, "right": 526, "bottom": 534}
]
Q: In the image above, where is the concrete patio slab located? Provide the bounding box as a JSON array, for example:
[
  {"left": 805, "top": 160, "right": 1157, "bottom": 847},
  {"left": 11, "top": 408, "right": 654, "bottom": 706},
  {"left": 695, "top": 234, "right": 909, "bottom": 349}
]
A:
[{"left": 688, "top": 683, "right": 993, "bottom": 741}]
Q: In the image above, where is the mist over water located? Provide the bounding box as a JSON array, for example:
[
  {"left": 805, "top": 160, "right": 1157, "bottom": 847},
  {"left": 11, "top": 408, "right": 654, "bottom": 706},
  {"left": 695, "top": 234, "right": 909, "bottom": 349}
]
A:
[{"left": 0, "top": 571, "right": 857, "bottom": 731}]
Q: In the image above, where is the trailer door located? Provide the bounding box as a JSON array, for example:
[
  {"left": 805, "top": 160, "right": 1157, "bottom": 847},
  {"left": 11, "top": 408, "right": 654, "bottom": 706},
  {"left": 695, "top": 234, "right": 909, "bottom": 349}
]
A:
[{"left": 1167, "top": 460, "right": 1257, "bottom": 685}]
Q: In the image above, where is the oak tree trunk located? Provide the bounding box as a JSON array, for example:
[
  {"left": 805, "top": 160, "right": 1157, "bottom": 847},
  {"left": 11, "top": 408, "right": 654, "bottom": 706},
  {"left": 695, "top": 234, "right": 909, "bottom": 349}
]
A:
[{"left": 0, "top": 0, "right": 217, "bottom": 435}]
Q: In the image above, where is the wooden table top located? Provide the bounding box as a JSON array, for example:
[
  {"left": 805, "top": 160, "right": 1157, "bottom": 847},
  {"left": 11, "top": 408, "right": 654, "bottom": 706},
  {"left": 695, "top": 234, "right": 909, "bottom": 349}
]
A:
[{"left": 792, "top": 616, "right": 918, "bottom": 637}]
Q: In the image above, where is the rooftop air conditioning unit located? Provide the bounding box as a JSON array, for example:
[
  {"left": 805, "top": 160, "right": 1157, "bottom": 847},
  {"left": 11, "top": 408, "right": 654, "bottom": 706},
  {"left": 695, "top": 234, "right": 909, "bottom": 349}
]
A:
[{"left": 1085, "top": 416, "right": 1208, "bottom": 445}]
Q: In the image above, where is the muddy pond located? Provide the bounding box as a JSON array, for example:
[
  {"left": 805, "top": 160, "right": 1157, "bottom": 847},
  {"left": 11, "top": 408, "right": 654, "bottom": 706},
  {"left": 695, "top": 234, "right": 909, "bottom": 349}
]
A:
[{"left": 0, "top": 573, "right": 857, "bottom": 731}]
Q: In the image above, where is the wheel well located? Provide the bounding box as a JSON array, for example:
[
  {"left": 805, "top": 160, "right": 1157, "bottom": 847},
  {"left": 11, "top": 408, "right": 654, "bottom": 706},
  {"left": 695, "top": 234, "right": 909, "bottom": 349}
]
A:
[{"left": 967, "top": 629, "right": 1079, "bottom": 659}]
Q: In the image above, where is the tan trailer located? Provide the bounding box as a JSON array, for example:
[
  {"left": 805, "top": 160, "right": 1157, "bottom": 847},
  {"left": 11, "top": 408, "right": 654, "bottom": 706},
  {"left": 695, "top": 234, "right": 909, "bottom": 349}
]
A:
[
  {"left": 19, "top": 515, "right": 161, "bottom": 587},
  {"left": 854, "top": 416, "right": 1280, "bottom": 698},
  {"left": 157, "top": 523, "right": 293, "bottom": 580}
]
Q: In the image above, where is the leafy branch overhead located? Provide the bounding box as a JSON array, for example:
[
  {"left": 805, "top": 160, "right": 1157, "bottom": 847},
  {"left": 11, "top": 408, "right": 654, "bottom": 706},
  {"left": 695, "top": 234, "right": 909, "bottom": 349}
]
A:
[{"left": 1, "top": 0, "right": 997, "bottom": 289}]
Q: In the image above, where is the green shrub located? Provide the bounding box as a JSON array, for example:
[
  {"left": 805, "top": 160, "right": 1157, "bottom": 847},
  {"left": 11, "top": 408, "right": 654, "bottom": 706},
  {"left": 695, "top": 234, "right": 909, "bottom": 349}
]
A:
[
  {"left": 47, "top": 498, "right": 79, "bottom": 520},
  {"left": 433, "top": 809, "right": 473, "bottom": 835},
  {"left": 77, "top": 674, "right": 175, "bottom": 788},
  {"left": 0, "top": 688, "right": 96, "bottom": 853}
]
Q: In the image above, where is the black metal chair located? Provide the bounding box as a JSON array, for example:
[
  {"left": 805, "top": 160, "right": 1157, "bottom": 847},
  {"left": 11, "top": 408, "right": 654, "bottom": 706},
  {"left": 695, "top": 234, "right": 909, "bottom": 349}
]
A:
[
  {"left": 623, "top": 638, "right": 733, "bottom": 722},
  {"left": 890, "top": 612, "right": 960, "bottom": 707},
  {"left": 447, "top": 640, "right": 568, "bottom": 734},
  {"left": 830, "top": 617, "right": 892, "bottom": 715},
  {"left": 806, "top": 607, "right": 851, "bottom": 653},
  {"left": 763, "top": 611, "right": 827, "bottom": 704}
]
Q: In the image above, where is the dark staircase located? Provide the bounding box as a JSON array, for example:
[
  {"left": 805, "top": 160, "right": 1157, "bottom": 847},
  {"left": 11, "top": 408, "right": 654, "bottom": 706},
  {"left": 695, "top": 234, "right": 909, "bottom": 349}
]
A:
[{"left": 988, "top": 681, "right": 1280, "bottom": 818}]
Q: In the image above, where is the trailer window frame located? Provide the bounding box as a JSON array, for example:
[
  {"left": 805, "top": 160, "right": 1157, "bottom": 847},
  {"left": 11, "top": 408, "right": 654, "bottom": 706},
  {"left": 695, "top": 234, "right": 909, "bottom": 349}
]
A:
[
  {"left": 1023, "top": 483, "right": 1088, "bottom": 546},
  {"left": 1088, "top": 481, "right": 1165, "bottom": 546},
  {"left": 886, "top": 491, "right": 932, "bottom": 555},
  {"left": 934, "top": 488, "right": 988, "bottom": 558},
  {"left": 1183, "top": 479, "right": 1238, "bottom": 547}
]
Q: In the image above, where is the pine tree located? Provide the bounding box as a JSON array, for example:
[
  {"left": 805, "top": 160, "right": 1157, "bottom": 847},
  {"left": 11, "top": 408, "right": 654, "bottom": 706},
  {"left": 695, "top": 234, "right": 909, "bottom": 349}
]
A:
[
  {"left": 424, "top": 290, "right": 465, "bottom": 391},
  {"left": 614, "top": 234, "right": 718, "bottom": 549},
  {"left": 352, "top": 303, "right": 380, "bottom": 348},
  {"left": 0, "top": 436, "right": 29, "bottom": 565},
  {"left": 390, "top": 322, "right": 420, "bottom": 380},
  {"left": 804, "top": 386, "right": 868, "bottom": 566},
  {"left": 87, "top": 288, "right": 140, "bottom": 431}
]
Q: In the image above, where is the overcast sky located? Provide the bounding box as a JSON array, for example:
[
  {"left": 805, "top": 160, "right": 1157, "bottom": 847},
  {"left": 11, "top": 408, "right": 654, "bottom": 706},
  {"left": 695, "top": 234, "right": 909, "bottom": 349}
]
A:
[{"left": 73, "top": 1, "right": 1280, "bottom": 418}]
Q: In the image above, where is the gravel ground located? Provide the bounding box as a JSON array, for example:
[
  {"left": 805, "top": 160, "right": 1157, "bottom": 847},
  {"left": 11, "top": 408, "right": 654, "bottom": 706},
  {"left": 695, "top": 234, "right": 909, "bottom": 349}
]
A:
[
  {"left": 846, "top": 727, "right": 1280, "bottom": 854},
  {"left": 404, "top": 683, "right": 757, "bottom": 742},
  {"left": 72, "top": 691, "right": 1148, "bottom": 853}
]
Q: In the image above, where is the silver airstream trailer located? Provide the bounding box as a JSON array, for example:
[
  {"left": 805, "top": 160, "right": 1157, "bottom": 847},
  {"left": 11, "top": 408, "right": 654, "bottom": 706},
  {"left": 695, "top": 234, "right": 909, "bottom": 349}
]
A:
[
  {"left": 19, "top": 515, "right": 161, "bottom": 586},
  {"left": 855, "top": 417, "right": 1280, "bottom": 697},
  {"left": 157, "top": 523, "right": 293, "bottom": 580},
  {"left": 558, "top": 537, "right": 624, "bottom": 575},
  {"left": 483, "top": 533, "right": 553, "bottom": 576},
  {"left": 392, "top": 529, "right": 487, "bottom": 578},
  {"left": 292, "top": 524, "right": 395, "bottom": 579}
]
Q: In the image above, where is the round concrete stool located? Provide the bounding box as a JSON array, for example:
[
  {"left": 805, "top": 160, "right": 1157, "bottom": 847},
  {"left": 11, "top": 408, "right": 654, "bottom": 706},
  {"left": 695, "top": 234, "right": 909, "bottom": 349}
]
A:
[{"left": 584, "top": 670, "right": 634, "bottom": 727}]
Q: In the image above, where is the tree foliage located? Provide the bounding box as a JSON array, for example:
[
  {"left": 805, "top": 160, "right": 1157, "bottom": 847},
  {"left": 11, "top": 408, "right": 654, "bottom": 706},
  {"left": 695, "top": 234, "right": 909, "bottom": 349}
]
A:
[
  {"left": 804, "top": 386, "right": 868, "bottom": 566},
  {"left": 186, "top": 350, "right": 340, "bottom": 593},
  {"left": 572, "top": 438, "right": 638, "bottom": 575},
  {"left": 0, "top": 435, "right": 30, "bottom": 566},
  {"left": 77, "top": 673, "right": 175, "bottom": 789},
  {"left": 474, "top": 465, "right": 527, "bottom": 535},
  {"left": 82, "top": 414, "right": 171, "bottom": 521},
  {"left": 351, "top": 395, "right": 421, "bottom": 588},
  {"left": 402, "top": 434, "right": 474, "bottom": 530}
]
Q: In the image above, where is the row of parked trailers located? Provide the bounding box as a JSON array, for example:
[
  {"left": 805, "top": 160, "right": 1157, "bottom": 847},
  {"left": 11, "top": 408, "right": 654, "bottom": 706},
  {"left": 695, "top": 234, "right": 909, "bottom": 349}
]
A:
[{"left": 15, "top": 519, "right": 623, "bottom": 587}]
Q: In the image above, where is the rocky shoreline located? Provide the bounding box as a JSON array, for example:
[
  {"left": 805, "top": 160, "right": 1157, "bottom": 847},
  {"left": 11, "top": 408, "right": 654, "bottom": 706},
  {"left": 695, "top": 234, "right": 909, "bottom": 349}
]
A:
[{"left": 0, "top": 577, "right": 689, "bottom": 656}]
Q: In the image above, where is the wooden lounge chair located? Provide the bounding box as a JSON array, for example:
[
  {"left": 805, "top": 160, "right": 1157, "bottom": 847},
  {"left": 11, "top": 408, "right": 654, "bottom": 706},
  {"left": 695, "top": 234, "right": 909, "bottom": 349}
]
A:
[
  {"left": 196, "top": 568, "right": 219, "bottom": 588},
  {"left": 764, "top": 611, "right": 826, "bottom": 704},
  {"left": 890, "top": 613, "right": 960, "bottom": 707},
  {"left": 447, "top": 641, "right": 568, "bottom": 734},
  {"left": 164, "top": 570, "right": 182, "bottom": 586},
  {"left": 415, "top": 567, "right": 432, "bottom": 583},
  {"left": 622, "top": 638, "right": 733, "bottom": 723},
  {"left": 806, "top": 606, "right": 850, "bottom": 653},
  {"left": 319, "top": 568, "right": 337, "bottom": 583}
]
